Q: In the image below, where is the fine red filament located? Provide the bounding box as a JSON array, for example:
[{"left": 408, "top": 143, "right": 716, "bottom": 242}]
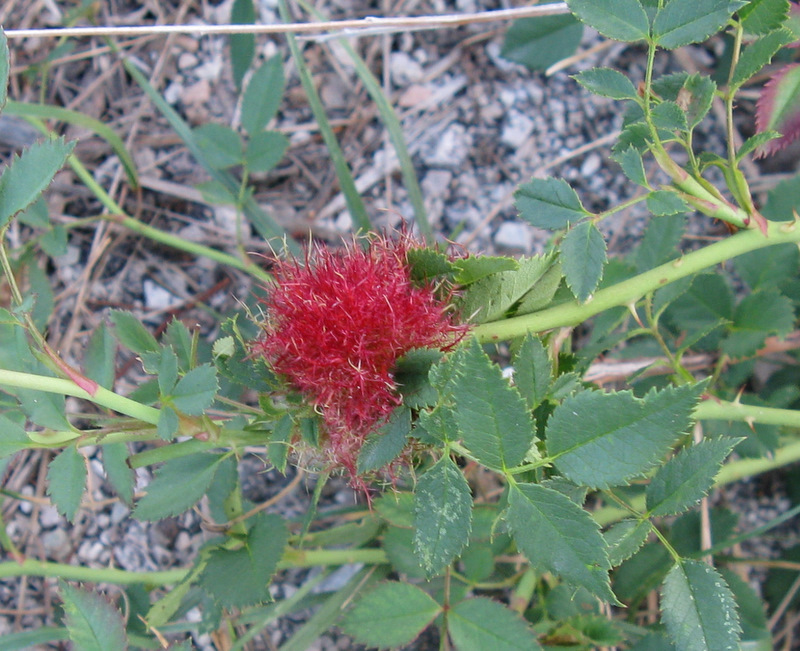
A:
[{"left": 254, "top": 235, "right": 467, "bottom": 479}]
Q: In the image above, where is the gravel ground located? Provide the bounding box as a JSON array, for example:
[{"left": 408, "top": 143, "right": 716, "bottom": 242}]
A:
[{"left": 1, "top": 0, "right": 799, "bottom": 648}]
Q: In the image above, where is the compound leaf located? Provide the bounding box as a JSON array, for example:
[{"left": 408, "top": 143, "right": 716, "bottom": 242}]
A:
[
  {"left": 647, "top": 190, "right": 688, "bottom": 216},
  {"left": 244, "top": 130, "right": 289, "bottom": 173},
  {"left": 514, "top": 177, "right": 588, "bottom": 230},
  {"left": 157, "top": 406, "right": 179, "bottom": 441},
  {"left": 512, "top": 334, "right": 551, "bottom": 411},
  {"left": 171, "top": 364, "right": 218, "bottom": 415},
  {"left": 340, "top": 582, "right": 442, "bottom": 649},
  {"left": 458, "top": 255, "right": 557, "bottom": 323},
  {"left": 133, "top": 453, "right": 225, "bottom": 521},
  {"left": 508, "top": 483, "right": 615, "bottom": 602},
  {"left": 653, "top": 0, "right": 745, "bottom": 49},
  {"left": 574, "top": 67, "right": 639, "bottom": 100},
  {"left": 661, "top": 560, "right": 742, "bottom": 651},
  {"left": 611, "top": 145, "right": 648, "bottom": 187},
  {"left": 157, "top": 346, "right": 179, "bottom": 396},
  {"left": 646, "top": 439, "right": 739, "bottom": 516},
  {"left": 546, "top": 382, "right": 706, "bottom": 489},
  {"left": 634, "top": 213, "right": 685, "bottom": 272},
  {"left": 413, "top": 456, "right": 473, "bottom": 576},
  {"left": 61, "top": 582, "right": 127, "bottom": 651},
  {"left": 199, "top": 513, "right": 288, "bottom": 608},
  {"left": 722, "top": 288, "right": 795, "bottom": 358},
  {"left": 449, "top": 338, "right": 535, "bottom": 470},
  {"left": 448, "top": 597, "right": 542, "bottom": 651},
  {"left": 102, "top": 442, "right": 135, "bottom": 506},
  {"left": 567, "top": 0, "right": 650, "bottom": 42},
  {"left": 0, "top": 136, "right": 74, "bottom": 227},
  {"left": 561, "top": 221, "right": 607, "bottom": 302},
  {"left": 85, "top": 324, "right": 116, "bottom": 390},
  {"left": 357, "top": 407, "right": 411, "bottom": 474},
  {"left": 756, "top": 63, "right": 800, "bottom": 157},
  {"left": 605, "top": 519, "right": 651, "bottom": 567},
  {"left": 734, "top": 242, "right": 799, "bottom": 290},
  {"left": 47, "top": 446, "right": 86, "bottom": 522},
  {"left": 0, "top": 413, "right": 28, "bottom": 459},
  {"left": 652, "top": 101, "right": 689, "bottom": 131},
  {"left": 230, "top": 0, "right": 256, "bottom": 89},
  {"left": 732, "top": 29, "right": 793, "bottom": 88},
  {"left": 739, "top": 0, "right": 790, "bottom": 35},
  {"left": 501, "top": 14, "right": 584, "bottom": 71},
  {"left": 452, "top": 255, "right": 518, "bottom": 285},
  {"left": 193, "top": 123, "right": 243, "bottom": 169},
  {"left": 241, "top": 55, "right": 285, "bottom": 135},
  {"left": 109, "top": 310, "right": 159, "bottom": 355}
]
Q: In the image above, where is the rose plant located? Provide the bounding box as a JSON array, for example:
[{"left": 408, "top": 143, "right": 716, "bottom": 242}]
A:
[{"left": 3, "top": 0, "right": 800, "bottom": 649}]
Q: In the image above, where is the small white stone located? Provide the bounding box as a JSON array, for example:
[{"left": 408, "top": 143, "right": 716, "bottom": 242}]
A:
[
  {"left": 581, "top": 153, "right": 602, "bottom": 177},
  {"left": 501, "top": 111, "right": 535, "bottom": 148},
  {"left": 19, "top": 486, "right": 33, "bottom": 514},
  {"left": 212, "top": 205, "right": 239, "bottom": 235},
  {"left": 499, "top": 88, "right": 517, "bottom": 108},
  {"left": 143, "top": 279, "right": 180, "bottom": 311},
  {"left": 175, "top": 531, "right": 193, "bottom": 552},
  {"left": 495, "top": 221, "right": 533, "bottom": 253},
  {"left": 111, "top": 501, "right": 129, "bottom": 524},
  {"left": 163, "top": 81, "right": 183, "bottom": 105},
  {"left": 39, "top": 505, "right": 62, "bottom": 528},
  {"left": 421, "top": 170, "right": 453, "bottom": 199},
  {"left": 41, "top": 529, "right": 70, "bottom": 560},
  {"left": 420, "top": 123, "right": 472, "bottom": 168},
  {"left": 335, "top": 211, "right": 353, "bottom": 232},
  {"left": 390, "top": 52, "right": 424, "bottom": 85},
  {"left": 177, "top": 52, "right": 198, "bottom": 70}
]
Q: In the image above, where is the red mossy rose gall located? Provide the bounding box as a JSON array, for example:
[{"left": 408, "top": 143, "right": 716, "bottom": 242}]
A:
[{"left": 253, "top": 234, "right": 469, "bottom": 480}]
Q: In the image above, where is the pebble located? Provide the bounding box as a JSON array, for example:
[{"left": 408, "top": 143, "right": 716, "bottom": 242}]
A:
[
  {"left": 421, "top": 170, "right": 453, "bottom": 199},
  {"left": 319, "top": 79, "right": 349, "bottom": 110},
  {"left": 111, "top": 501, "right": 130, "bottom": 524},
  {"left": 390, "top": 52, "right": 424, "bottom": 85},
  {"left": 175, "top": 530, "right": 193, "bottom": 552},
  {"left": 177, "top": 52, "right": 198, "bottom": 70},
  {"left": 18, "top": 486, "right": 33, "bottom": 514},
  {"left": 78, "top": 540, "right": 106, "bottom": 563},
  {"left": 419, "top": 122, "right": 472, "bottom": 168},
  {"left": 163, "top": 81, "right": 183, "bottom": 105},
  {"left": 501, "top": 111, "right": 535, "bottom": 148},
  {"left": 41, "top": 529, "right": 70, "bottom": 561},
  {"left": 581, "top": 153, "right": 603, "bottom": 177},
  {"left": 39, "top": 505, "right": 61, "bottom": 529},
  {"left": 143, "top": 279, "right": 181, "bottom": 311},
  {"left": 495, "top": 221, "right": 533, "bottom": 253}
]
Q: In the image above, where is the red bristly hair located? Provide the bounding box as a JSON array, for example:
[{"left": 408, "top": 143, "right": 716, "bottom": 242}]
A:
[{"left": 253, "top": 233, "right": 469, "bottom": 481}]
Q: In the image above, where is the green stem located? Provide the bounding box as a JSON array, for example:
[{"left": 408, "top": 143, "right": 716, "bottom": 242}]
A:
[
  {"left": 638, "top": 36, "right": 749, "bottom": 228},
  {"left": 66, "top": 147, "right": 272, "bottom": 284},
  {"left": 593, "top": 193, "right": 649, "bottom": 223},
  {"left": 0, "top": 547, "right": 388, "bottom": 586},
  {"left": 726, "top": 22, "right": 744, "bottom": 171},
  {"left": 695, "top": 399, "right": 800, "bottom": 429},
  {"left": 0, "top": 368, "right": 160, "bottom": 425},
  {"left": 0, "top": 558, "right": 186, "bottom": 585},
  {"left": 594, "top": 439, "right": 800, "bottom": 527},
  {"left": 474, "top": 219, "right": 800, "bottom": 342},
  {"left": 509, "top": 567, "right": 537, "bottom": 614},
  {"left": 21, "top": 112, "right": 273, "bottom": 283}
]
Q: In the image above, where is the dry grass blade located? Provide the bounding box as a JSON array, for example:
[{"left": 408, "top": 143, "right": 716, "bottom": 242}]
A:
[{"left": 4, "top": 4, "right": 570, "bottom": 40}]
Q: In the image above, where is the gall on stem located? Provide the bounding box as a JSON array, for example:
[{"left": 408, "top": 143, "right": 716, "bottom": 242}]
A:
[{"left": 252, "top": 233, "right": 469, "bottom": 483}]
